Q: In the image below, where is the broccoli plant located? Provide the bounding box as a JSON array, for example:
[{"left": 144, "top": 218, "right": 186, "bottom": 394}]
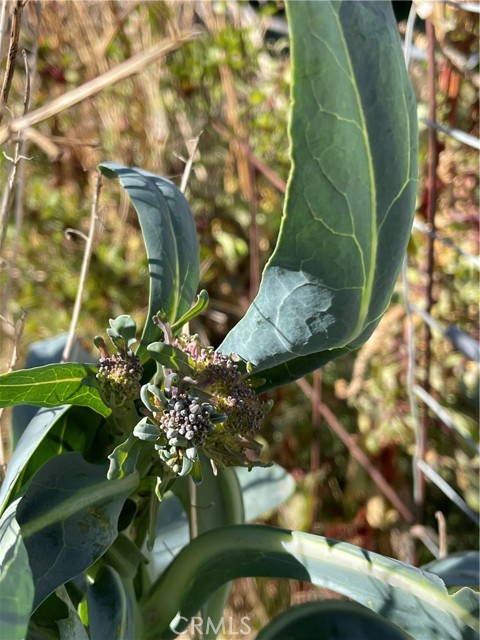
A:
[{"left": 0, "top": 2, "right": 478, "bottom": 640}]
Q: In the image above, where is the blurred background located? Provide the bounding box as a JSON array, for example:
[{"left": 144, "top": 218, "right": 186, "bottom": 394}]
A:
[{"left": 0, "top": 0, "right": 478, "bottom": 633}]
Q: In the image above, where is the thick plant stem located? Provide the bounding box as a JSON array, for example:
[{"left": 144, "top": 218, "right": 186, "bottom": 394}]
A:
[{"left": 108, "top": 400, "right": 142, "bottom": 444}]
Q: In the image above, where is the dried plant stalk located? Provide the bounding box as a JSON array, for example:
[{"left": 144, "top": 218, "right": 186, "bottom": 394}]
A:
[
  {"left": 0, "top": 0, "right": 26, "bottom": 125},
  {"left": 0, "top": 29, "right": 201, "bottom": 145}
]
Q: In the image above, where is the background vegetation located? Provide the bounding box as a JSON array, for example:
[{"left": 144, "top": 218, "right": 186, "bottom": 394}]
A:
[{"left": 0, "top": 1, "right": 478, "bottom": 635}]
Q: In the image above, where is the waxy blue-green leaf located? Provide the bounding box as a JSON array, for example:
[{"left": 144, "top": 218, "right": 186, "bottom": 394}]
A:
[
  {"left": 108, "top": 435, "right": 144, "bottom": 480},
  {"left": 172, "top": 457, "right": 244, "bottom": 640},
  {"left": 423, "top": 552, "right": 480, "bottom": 588},
  {"left": 256, "top": 600, "right": 413, "bottom": 640},
  {"left": 219, "top": 1, "right": 418, "bottom": 389},
  {"left": 236, "top": 461, "right": 296, "bottom": 521},
  {"left": 171, "top": 289, "right": 209, "bottom": 334},
  {"left": 0, "top": 406, "right": 106, "bottom": 516},
  {"left": 140, "top": 525, "right": 478, "bottom": 640},
  {"left": 0, "top": 500, "right": 34, "bottom": 640},
  {"left": 87, "top": 565, "right": 134, "bottom": 640},
  {"left": 0, "top": 363, "right": 110, "bottom": 417},
  {"left": 16, "top": 452, "right": 139, "bottom": 610},
  {"left": 145, "top": 463, "right": 294, "bottom": 579},
  {"left": 106, "top": 314, "right": 138, "bottom": 351},
  {"left": 0, "top": 406, "right": 71, "bottom": 515},
  {"left": 132, "top": 419, "right": 160, "bottom": 442},
  {"left": 56, "top": 585, "right": 90, "bottom": 640},
  {"left": 146, "top": 342, "right": 194, "bottom": 376},
  {"left": 98, "top": 163, "right": 199, "bottom": 359}
]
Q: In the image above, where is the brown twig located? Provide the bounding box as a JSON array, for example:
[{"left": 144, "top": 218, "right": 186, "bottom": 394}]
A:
[
  {"left": 310, "top": 370, "right": 321, "bottom": 469},
  {"left": 247, "top": 155, "right": 260, "bottom": 299},
  {"left": 0, "top": 48, "right": 33, "bottom": 321},
  {"left": 213, "top": 122, "right": 287, "bottom": 195},
  {"left": 0, "top": 0, "right": 26, "bottom": 125},
  {"left": 417, "top": 18, "right": 439, "bottom": 517},
  {"left": 212, "top": 122, "right": 288, "bottom": 298},
  {"left": 0, "top": 146, "right": 27, "bottom": 254},
  {"left": 0, "top": 46, "right": 33, "bottom": 262},
  {"left": 297, "top": 377, "right": 416, "bottom": 525},
  {"left": 97, "top": 1, "right": 141, "bottom": 58},
  {"left": 0, "top": 311, "right": 25, "bottom": 373},
  {"left": 309, "top": 369, "right": 322, "bottom": 525}
]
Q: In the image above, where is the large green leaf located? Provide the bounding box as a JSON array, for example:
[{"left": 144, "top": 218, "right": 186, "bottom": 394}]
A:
[
  {"left": 87, "top": 565, "right": 134, "bottom": 640},
  {"left": 0, "top": 405, "right": 71, "bottom": 514},
  {"left": 236, "top": 462, "right": 296, "bottom": 521},
  {"left": 422, "top": 552, "right": 480, "bottom": 588},
  {"left": 0, "top": 363, "right": 109, "bottom": 416},
  {"left": 0, "top": 500, "right": 35, "bottom": 640},
  {"left": 0, "top": 405, "right": 106, "bottom": 516},
  {"left": 98, "top": 162, "right": 200, "bottom": 358},
  {"left": 15, "top": 452, "right": 139, "bottom": 610},
  {"left": 256, "top": 600, "right": 413, "bottom": 640},
  {"left": 11, "top": 333, "right": 94, "bottom": 445},
  {"left": 145, "top": 463, "right": 294, "bottom": 577},
  {"left": 140, "top": 525, "right": 478, "bottom": 640},
  {"left": 148, "top": 460, "right": 244, "bottom": 640},
  {"left": 219, "top": 1, "right": 418, "bottom": 389}
]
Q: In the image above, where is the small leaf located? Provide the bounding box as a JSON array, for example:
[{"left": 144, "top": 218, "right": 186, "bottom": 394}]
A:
[
  {"left": 16, "top": 452, "right": 139, "bottom": 609},
  {"left": 178, "top": 456, "right": 194, "bottom": 477},
  {"left": 108, "top": 435, "right": 144, "bottom": 480},
  {"left": 133, "top": 418, "right": 160, "bottom": 442},
  {"left": 140, "top": 384, "right": 166, "bottom": 413},
  {"left": 171, "top": 290, "right": 209, "bottom": 334},
  {"left": 154, "top": 476, "right": 164, "bottom": 503},
  {"left": 147, "top": 342, "right": 194, "bottom": 376},
  {"left": 99, "top": 163, "right": 200, "bottom": 359},
  {"left": 0, "top": 363, "right": 110, "bottom": 417},
  {"left": 107, "top": 315, "right": 138, "bottom": 350}
]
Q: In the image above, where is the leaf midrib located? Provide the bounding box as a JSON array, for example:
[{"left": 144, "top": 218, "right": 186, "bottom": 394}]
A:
[
  {"left": 19, "top": 473, "right": 139, "bottom": 539},
  {"left": 335, "top": 2, "right": 377, "bottom": 344}
]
